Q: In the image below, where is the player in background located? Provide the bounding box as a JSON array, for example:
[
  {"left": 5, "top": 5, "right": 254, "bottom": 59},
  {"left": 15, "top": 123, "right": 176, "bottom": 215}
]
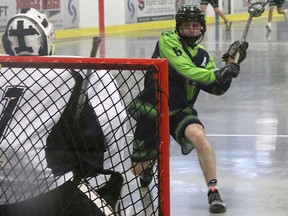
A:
[
  {"left": 200, "top": 0, "right": 232, "bottom": 31},
  {"left": 175, "top": 0, "right": 186, "bottom": 12},
  {"left": 129, "top": 4, "right": 248, "bottom": 214},
  {"left": 0, "top": 8, "right": 127, "bottom": 216},
  {"left": 265, "top": 0, "right": 287, "bottom": 32},
  {"left": 243, "top": 0, "right": 251, "bottom": 7}
]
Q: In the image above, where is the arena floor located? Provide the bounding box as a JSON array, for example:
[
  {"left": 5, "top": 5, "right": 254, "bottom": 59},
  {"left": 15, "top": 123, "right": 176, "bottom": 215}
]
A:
[{"left": 55, "top": 17, "right": 288, "bottom": 216}]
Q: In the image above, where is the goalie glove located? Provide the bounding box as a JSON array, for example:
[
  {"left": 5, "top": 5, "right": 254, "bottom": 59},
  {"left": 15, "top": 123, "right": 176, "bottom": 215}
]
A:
[
  {"left": 222, "top": 40, "right": 249, "bottom": 64},
  {"left": 215, "top": 63, "right": 240, "bottom": 84}
]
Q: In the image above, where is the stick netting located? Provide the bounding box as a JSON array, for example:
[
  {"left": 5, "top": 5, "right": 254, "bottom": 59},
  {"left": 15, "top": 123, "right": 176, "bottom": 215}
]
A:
[{"left": 0, "top": 56, "right": 169, "bottom": 216}]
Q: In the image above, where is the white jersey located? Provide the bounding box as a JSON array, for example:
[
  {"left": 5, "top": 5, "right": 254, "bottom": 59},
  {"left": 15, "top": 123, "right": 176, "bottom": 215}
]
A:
[
  {"left": 86, "top": 70, "right": 127, "bottom": 172},
  {"left": 0, "top": 66, "right": 127, "bottom": 205}
]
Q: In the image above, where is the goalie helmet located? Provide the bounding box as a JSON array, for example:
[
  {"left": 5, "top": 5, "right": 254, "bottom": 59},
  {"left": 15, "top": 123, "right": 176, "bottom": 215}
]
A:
[
  {"left": 175, "top": 5, "right": 206, "bottom": 47},
  {"left": 1, "top": 8, "right": 54, "bottom": 56}
]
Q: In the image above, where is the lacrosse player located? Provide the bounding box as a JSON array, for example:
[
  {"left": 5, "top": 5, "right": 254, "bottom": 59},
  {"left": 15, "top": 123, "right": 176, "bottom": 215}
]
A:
[{"left": 129, "top": 4, "right": 248, "bottom": 213}]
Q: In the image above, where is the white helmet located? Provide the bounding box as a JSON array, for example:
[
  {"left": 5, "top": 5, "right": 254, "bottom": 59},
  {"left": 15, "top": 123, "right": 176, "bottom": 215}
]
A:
[{"left": 1, "top": 8, "right": 54, "bottom": 56}]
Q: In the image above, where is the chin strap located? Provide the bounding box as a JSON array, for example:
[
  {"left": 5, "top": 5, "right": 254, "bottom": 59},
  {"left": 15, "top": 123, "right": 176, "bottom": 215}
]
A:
[{"left": 180, "top": 34, "right": 204, "bottom": 48}]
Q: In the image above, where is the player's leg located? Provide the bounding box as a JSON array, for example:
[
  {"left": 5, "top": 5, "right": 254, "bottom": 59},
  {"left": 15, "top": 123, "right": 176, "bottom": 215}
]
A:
[
  {"left": 284, "top": 9, "right": 288, "bottom": 21},
  {"left": 200, "top": 0, "right": 208, "bottom": 13},
  {"left": 132, "top": 160, "right": 155, "bottom": 187},
  {"left": 276, "top": 1, "right": 288, "bottom": 21},
  {"left": 131, "top": 116, "right": 158, "bottom": 187},
  {"left": 211, "top": 0, "right": 232, "bottom": 31},
  {"left": 214, "top": 7, "right": 232, "bottom": 31},
  {"left": 184, "top": 124, "right": 217, "bottom": 183},
  {"left": 266, "top": 2, "right": 275, "bottom": 31},
  {"left": 185, "top": 125, "right": 225, "bottom": 213},
  {"left": 170, "top": 108, "right": 226, "bottom": 213},
  {"left": 170, "top": 108, "right": 202, "bottom": 155}
]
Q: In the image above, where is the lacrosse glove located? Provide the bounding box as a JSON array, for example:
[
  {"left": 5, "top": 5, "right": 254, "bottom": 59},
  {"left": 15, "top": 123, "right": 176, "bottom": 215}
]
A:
[
  {"left": 215, "top": 63, "right": 240, "bottom": 84},
  {"left": 222, "top": 40, "right": 249, "bottom": 64}
]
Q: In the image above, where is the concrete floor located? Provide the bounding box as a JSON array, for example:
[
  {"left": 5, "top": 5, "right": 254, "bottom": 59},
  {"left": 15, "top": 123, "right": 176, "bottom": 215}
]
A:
[{"left": 3, "top": 17, "right": 287, "bottom": 216}]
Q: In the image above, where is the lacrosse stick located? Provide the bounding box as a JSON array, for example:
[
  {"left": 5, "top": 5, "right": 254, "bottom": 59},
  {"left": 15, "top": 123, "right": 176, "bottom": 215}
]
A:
[
  {"left": 76, "top": 36, "right": 102, "bottom": 116},
  {"left": 234, "top": 0, "right": 269, "bottom": 63}
]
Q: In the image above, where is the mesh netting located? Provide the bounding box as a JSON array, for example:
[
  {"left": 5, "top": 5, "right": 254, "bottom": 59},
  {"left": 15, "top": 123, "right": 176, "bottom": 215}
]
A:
[{"left": 0, "top": 56, "right": 169, "bottom": 216}]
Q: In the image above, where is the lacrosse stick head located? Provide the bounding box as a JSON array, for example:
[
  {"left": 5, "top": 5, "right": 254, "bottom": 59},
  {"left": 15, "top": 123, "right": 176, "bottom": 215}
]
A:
[{"left": 248, "top": 0, "right": 268, "bottom": 17}]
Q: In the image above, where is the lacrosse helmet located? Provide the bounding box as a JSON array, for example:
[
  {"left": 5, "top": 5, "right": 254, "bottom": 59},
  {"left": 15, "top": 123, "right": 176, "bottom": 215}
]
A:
[
  {"left": 1, "top": 8, "right": 54, "bottom": 56},
  {"left": 175, "top": 5, "right": 206, "bottom": 47}
]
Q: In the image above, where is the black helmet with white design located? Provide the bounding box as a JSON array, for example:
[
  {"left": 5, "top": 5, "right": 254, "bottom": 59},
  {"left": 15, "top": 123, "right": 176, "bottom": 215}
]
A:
[
  {"left": 1, "top": 8, "right": 54, "bottom": 56},
  {"left": 175, "top": 5, "right": 206, "bottom": 47}
]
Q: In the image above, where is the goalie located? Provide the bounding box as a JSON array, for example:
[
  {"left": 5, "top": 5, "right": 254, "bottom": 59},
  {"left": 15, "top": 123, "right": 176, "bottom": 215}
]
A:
[
  {"left": 0, "top": 8, "right": 126, "bottom": 216},
  {"left": 129, "top": 4, "right": 248, "bottom": 214}
]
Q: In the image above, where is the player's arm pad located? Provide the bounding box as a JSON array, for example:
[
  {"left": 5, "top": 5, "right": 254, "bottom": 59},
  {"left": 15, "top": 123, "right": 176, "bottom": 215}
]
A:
[
  {"left": 193, "top": 64, "right": 238, "bottom": 95},
  {"left": 197, "top": 79, "right": 232, "bottom": 95},
  {"left": 222, "top": 40, "right": 249, "bottom": 64},
  {"left": 195, "top": 64, "right": 239, "bottom": 95}
]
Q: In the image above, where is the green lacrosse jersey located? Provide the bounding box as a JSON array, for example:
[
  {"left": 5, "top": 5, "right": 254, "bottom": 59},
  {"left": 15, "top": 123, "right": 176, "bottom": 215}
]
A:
[{"left": 158, "top": 30, "right": 218, "bottom": 108}]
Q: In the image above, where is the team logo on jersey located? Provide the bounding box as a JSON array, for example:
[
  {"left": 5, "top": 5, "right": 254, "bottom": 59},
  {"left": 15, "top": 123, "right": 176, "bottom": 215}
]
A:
[{"left": 201, "top": 56, "right": 207, "bottom": 67}]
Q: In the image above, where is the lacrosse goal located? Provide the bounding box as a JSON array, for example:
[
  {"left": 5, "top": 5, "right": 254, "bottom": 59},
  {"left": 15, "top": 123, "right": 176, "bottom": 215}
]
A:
[{"left": 0, "top": 56, "right": 169, "bottom": 216}]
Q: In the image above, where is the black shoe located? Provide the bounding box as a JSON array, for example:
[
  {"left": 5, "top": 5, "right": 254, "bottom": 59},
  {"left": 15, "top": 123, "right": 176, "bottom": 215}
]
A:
[
  {"left": 139, "top": 163, "right": 154, "bottom": 187},
  {"left": 208, "top": 189, "right": 226, "bottom": 213}
]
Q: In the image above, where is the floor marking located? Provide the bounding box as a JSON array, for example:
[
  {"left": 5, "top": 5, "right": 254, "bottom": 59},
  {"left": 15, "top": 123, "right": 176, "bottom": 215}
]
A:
[{"left": 207, "top": 134, "right": 288, "bottom": 138}]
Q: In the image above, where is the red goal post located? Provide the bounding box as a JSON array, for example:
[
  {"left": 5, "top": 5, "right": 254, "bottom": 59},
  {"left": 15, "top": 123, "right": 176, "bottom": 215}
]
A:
[{"left": 0, "top": 56, "right": 170, "bottom": 216}]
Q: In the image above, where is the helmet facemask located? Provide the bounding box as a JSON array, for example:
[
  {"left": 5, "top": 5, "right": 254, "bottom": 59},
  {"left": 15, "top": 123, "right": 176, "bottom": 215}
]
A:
[
  {"left": 1, "top": 8, "right": 54, "bottom": 56},
  {"left": 176, "top": 5, "right": 206, "bottom": 48}
]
